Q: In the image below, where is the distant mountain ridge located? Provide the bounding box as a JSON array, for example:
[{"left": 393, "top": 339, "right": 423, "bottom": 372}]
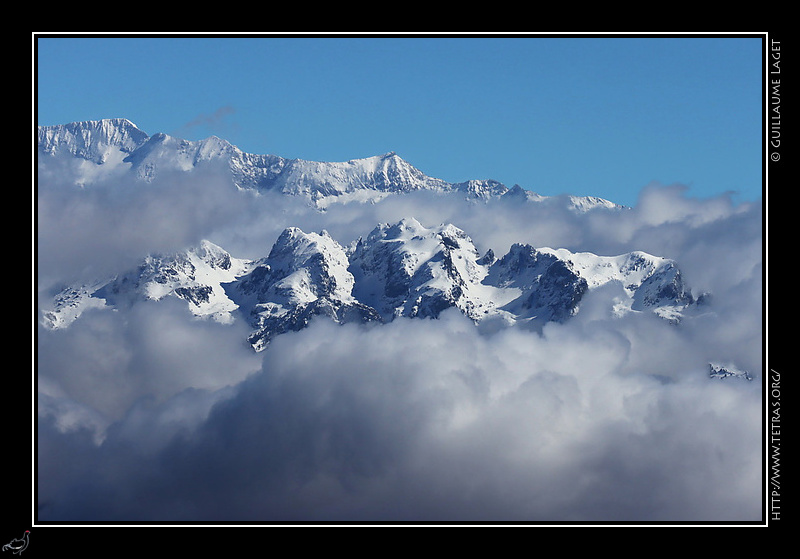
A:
[{"left": 37, "top": 119, "right": 622, "bottom": 210}]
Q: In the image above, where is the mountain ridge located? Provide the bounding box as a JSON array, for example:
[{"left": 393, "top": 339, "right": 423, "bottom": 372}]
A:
[
  {"left": 41, "top": 219, "right": 699, "bottom": 351},
  {"left": 37, "top": 119, "right": 623, "bottom": 210}
]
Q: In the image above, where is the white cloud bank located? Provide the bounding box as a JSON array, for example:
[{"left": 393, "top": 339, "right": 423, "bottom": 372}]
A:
[{"left": 35, "top": 168, "right": 763, "bottom": 522}]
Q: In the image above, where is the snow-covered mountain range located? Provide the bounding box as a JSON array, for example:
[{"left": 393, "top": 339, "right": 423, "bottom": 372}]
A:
[
  {"left": 38, "top": 119, "right": 704, "bottom": 354},
  {"left": 41, "top": 217, "right": 697, "bottom": 352},
  {"left": 37, "top": 118, "right": 621, "bottom": 210}
]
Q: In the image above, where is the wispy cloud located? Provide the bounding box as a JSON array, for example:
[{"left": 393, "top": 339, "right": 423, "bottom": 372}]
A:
[{"left": 171, "top": 105, "right": 237, "bottom": 139}]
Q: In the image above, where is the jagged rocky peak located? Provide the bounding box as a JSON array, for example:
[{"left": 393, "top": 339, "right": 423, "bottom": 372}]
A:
[
  {"left": 195, "top": 239, "right": 234, "bottom": 270},
  {"left": 477, "top": 249, "right": 496, "bottom": 266},
  {"left": 350, "top": 218, "right": 477, "bottom": 276},
  {"left": 37, "top": 118, "right": 150, "bottom": 164},
  {"left": 229, "top": 226, "right": 378, "bottom": 352},
  {"left": 484, "top": 243, "right": 588, "bottom": 323},
  {"left": 271, "top": 151, "right": 448, "bottom": 200},
  {"left": 372, "top": 216, "right": 431, "bottom": 240},
  {"left": 236, "top": 227, "right": 351, "bottom": 301},
  {"left": 708, "top": 363, "right": 753, "bottom": 381},
  {"left": 268, "top": 228, "right": 347, "bottom": 271},
  {"left": 349, "top": 219, "right": 491, "bottom": 321},
  {"left": 123, "top": 131, "right": 239, "bottom": 182},
  {"left": 109, "top": 240, "right": 248, "bottom": 320},
  {"left": 454, "top": 178, "right": 509, "bottom": 199},
  {"left": 486, "top": 243, "right": 550, "bottom": 285},
  {"left": 632, "top": 261, "right": 694, "bottom": 310}
]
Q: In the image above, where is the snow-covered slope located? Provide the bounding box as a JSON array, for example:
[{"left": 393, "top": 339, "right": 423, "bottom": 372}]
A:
[
  {"left": 37, "top": 118, "right": 149, "bottom": 165},
  {"left": 228, "top": 228, "right": 381, "bottom": 351},
  {"left": 37, "top": 119, "right": 623, "bottom": 210},
  {"left": 534, "top": 248, "right": 694, "bottom": 320},
  {"left": 41, "top": 219, "right": 699, "bottom": 351},
  {"left": 41, "top": 240, "right": 251, "bottom": 329}
]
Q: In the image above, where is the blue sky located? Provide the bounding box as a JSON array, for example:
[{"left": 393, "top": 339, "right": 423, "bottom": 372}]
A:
[{"left": 36, "top": 34, "right": 764, "bottom": 208}]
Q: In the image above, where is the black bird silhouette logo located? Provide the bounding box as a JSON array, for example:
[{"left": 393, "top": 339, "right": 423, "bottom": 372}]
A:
[{"left": 2, "top": 531, "right": 29, "bottom": 555}]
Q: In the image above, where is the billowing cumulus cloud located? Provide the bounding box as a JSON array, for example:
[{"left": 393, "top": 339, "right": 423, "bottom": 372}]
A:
[
  {"left": 35, "top": 169, "right": 763, "bottom": 523},
  {"left": 37, "top": 310, "right": 762, "bottom": 522}
]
